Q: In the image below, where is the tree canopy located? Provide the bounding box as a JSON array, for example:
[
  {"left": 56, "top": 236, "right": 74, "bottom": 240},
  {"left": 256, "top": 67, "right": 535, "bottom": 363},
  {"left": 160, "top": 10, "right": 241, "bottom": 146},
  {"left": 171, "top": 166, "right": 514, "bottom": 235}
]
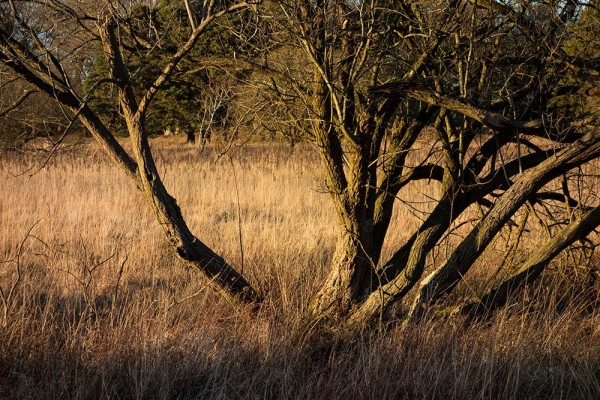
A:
[{"left": 244, "top": 0, "right": 600, "bottom": 325}]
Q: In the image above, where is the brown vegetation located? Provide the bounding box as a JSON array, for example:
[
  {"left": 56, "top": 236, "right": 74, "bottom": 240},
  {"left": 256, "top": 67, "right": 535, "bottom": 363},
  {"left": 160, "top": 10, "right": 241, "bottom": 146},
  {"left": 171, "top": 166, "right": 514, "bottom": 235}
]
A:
[
  {"left": 1, "top": 1, "right": 600, "bottom": 396},
  {"left": 1, "top": 0, "right": 599, "bottom": 327},
  {"left": 1, "top": 138, "right": 599, "bottom": 399}
]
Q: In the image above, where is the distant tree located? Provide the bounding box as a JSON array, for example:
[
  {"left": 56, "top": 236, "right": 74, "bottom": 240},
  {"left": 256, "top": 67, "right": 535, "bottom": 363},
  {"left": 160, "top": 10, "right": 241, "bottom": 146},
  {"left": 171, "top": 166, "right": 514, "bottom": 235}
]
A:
[
  {"left": 82, "top": 0, "right": 244, "bottom": 137},
  {"left": 0, "top": 11, "right": 71, "bottom": 150},
  {"left": 0, "top": 73, "right": 64, "bottom": 149},
  {"left": 556, "top": 0, "right": 600, "bottom": 116}
]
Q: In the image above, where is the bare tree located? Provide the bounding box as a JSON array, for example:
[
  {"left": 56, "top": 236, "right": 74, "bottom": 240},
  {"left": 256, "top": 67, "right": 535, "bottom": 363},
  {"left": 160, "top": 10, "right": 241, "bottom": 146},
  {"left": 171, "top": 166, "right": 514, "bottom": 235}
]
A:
[
  {"left": 247, "top": 0, "right": 600, "bottom": 325},
  {"left": 198, "top": 83, "right": 235, "bottom": 148},
  {"left": 0, "top": 71, "right": 66, "bottom": 150},
  {"left": 0, "top": 0, "right": 260, "bottom": 305},
  {"left": 2, "top": 0, "right": 599, "bottom": 329}
]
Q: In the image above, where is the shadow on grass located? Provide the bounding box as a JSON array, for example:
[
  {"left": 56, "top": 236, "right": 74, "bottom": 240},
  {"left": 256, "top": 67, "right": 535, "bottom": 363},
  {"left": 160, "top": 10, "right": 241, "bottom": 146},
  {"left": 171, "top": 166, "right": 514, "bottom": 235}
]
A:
[{"left": 1, "top": 288, "right": 599, "bottom": 400}]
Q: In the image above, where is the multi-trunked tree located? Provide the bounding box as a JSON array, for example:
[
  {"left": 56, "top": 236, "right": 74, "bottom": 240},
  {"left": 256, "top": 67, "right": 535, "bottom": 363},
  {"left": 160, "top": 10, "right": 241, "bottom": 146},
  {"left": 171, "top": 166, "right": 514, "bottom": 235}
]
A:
[{"left": 1, "top": 0, "right": 598, "bottom": 329}]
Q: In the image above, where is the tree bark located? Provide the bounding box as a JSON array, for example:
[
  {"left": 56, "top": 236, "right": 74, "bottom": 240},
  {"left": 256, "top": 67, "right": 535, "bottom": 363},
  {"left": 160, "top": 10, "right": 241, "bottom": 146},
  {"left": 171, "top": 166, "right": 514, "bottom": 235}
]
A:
[
  {"left": 99, "top": 17, "right": 261, "bottom": 306},
  {"left": 407, "top": 130, "right": 600, "bottom": 322},
  {"left": 345, "top": 196, "right": 455, "bottom": 327},
  {"left": 461, "top": 205, "right": 600, "bottom": 317},
  {"left": 310, "top": 228, "right": 378, "bottom": 319}
]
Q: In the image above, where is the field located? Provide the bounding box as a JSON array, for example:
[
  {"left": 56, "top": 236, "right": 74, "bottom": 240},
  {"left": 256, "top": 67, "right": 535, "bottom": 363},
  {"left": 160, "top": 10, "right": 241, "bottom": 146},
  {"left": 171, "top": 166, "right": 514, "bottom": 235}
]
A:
[{"left": 1, "top": 136, "right": 599, "bottom": 399}]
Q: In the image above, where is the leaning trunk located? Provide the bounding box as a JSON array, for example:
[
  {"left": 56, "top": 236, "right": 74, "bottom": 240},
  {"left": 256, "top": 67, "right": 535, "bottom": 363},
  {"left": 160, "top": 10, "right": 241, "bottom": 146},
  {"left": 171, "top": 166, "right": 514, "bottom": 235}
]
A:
[
  {"left": 100, "top": 18, "right": 260, "bottom": 306},
  {"left": 407, "top": 130, "right": 600, "bottom": 321},
  {"left": 461, "top": 204, "right": 600, "bottom": 317}
]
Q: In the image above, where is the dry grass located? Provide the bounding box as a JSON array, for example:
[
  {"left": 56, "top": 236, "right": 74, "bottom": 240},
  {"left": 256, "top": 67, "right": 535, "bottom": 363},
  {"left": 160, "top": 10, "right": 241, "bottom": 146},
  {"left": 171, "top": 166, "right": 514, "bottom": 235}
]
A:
[{"left": 0, "top": 136, "right": 599, "bottom": 399}]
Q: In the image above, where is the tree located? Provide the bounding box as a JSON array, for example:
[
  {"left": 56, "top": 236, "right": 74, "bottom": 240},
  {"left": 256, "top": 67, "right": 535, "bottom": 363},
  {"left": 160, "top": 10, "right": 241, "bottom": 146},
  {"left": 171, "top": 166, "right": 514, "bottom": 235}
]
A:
[
  {"left": 1, "top": 0, "right": 599, "bottom": 330},
  {"left": 80, "top": 1, "right": 245, "bottom": 137},
  {"left": 0, "top": 0, "right": 260, "bottom": 304},
  {"left": 246, "top": 0, "right": 600, "bottom": 325},
  {"left": 0, "top": 73, "right": 64, "bottom": 149},
  {"left": 556, "top": 1, "right": 600, "bottom": 117}
]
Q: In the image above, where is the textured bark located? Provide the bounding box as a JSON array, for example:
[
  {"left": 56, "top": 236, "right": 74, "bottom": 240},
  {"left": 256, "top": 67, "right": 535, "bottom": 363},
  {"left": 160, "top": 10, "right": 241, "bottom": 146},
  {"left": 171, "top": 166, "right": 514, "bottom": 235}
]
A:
[
  {"left": 99, "top": 18, "right": 260, "bottom": 306},
  {"left": 346, "top": 196, "right": 455, "bottom": 327},
  {"left": 461, "top": 205, "right": 600, "bottom": 317},
  {"left": 310, "top": 230, "right": 376, "bottom": 318},
  {"left": 346, "top": 146, "right": 514, "bottom": 327},
  {"left": 300, "top": 1, "right": 382, "bottom": 319},
  {"left": 309, "top": 132, "right": 379, "bottom": 318},
  {"left": 342, "top": 128, "right": 600, "bottom": 327},
  {"left": 129, "top": 122, "right": 259, "bottom": 304},
  {"left": 407, "top": 131, "right": 600, "bottom": 322}
]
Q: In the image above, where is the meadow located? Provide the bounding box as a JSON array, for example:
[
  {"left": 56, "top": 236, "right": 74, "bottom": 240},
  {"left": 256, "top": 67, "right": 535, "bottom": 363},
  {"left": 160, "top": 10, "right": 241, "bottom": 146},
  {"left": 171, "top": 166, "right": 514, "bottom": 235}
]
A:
[{"left": 0, "top": 136, "right": 599, "bottom": 399}]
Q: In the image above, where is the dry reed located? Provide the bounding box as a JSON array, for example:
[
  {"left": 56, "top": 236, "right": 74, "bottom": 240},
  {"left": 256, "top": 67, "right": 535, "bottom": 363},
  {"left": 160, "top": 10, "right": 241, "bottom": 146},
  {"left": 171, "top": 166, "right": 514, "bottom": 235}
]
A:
[{"left": 0, "top": 136, "right": 598, "bottom": 399}]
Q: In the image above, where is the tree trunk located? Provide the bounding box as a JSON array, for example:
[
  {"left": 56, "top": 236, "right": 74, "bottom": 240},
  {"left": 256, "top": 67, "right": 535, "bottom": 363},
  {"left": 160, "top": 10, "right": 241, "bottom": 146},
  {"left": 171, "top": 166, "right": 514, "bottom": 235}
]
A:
[
  {"left": 346, "top": 189, "right": 466, "bottom": 327},
  {"left": 186, "top": 130, "right": 196, "bottom": 144},
  {"left": 100, "top": 18, "right": 260, "bottom": 306},
  {"left": 126, "top": 117, "right": 260, "bottom": 304},
  {"left": 461, "top": 205, "right": 600, "bottom": 317},
  {"left": 310, "top": 229, "right": 377, "bottom": 319},
  {"left": 345, "top": 205, "right": 452, "bottom": 327},
  {"left": 407, "top": 131, "right": 600, "bottom": 322}
]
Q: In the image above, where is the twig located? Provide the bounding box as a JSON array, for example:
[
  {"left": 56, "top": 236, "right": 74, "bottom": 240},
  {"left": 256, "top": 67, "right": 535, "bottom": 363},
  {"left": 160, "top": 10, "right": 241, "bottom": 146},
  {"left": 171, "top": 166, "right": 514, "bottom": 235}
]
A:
[{"left": 0, "top": 219, "right": 43, "bottom": 327}]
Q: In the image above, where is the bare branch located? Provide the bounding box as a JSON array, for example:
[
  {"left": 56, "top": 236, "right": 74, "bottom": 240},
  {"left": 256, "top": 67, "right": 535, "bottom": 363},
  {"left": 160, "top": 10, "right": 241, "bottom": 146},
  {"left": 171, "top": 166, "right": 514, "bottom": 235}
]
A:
[
  {"left": 371, "top": 82, "right": 545, "bottom": 133},
  {"left": 136, "top": 2, "right": 252, "bottom": 119},
  {"left": 0, "top": 88, "right": 36, "bottom": 117},
  {"left": 461, "top": 205, "right": 600, "bottom": 318}
]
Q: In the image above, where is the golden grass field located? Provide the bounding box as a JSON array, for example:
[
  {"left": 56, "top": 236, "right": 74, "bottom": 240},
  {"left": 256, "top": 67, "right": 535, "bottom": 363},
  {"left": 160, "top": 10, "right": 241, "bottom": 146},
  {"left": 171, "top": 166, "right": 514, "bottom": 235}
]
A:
[{"left": 1, "top": 136, "right": 599, "bottom": 399}]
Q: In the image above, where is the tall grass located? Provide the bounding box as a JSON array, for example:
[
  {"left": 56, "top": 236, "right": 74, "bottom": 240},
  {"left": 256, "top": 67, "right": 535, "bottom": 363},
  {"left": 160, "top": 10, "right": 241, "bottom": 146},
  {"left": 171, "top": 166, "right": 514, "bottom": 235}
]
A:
[{"left": 0, "top": 137, "right": 598, "bottom": 399}]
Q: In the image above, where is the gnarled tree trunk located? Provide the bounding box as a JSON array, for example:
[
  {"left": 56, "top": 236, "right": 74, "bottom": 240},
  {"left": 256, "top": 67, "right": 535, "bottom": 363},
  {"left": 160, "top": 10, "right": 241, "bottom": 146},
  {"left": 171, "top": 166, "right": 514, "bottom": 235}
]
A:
[{"left": 407, "top": 130, "right": 600, "bottom": 322}]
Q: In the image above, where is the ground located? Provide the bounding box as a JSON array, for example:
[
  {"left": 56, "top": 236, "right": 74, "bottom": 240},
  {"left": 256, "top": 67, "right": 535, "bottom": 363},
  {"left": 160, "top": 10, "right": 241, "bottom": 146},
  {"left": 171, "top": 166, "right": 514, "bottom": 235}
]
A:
[{"left": 0, "top": 136, "right": 599, "bottom": 399}]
